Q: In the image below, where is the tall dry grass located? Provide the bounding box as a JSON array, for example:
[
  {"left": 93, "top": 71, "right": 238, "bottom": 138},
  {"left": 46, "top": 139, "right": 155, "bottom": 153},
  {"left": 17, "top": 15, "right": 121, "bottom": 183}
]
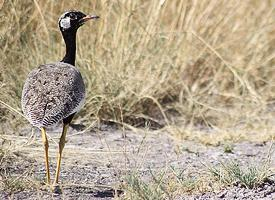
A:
[{"left": 0, "top": 0, "right": 274, "bottom": 141}]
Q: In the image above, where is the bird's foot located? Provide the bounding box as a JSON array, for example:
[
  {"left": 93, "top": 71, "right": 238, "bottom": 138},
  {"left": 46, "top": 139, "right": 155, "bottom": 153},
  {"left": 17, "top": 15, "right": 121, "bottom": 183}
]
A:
[
  {"left": 51, "top": 183, "right": 62, "bottom": 194},
  {"left": 40, "top": 182, "right": 52, "bottom": 192}
]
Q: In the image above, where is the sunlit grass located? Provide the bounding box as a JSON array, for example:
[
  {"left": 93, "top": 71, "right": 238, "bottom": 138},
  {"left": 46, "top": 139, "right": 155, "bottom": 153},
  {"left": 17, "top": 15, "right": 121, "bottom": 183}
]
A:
[
  {"left": 1, "top": 2, "right": 274, "bottom": 198},
  {"left": 1, "top": 0, "right": 274, "bottom": 139},
  {"left": 123, "top": 150, "right": 274, "bottom": 198}
]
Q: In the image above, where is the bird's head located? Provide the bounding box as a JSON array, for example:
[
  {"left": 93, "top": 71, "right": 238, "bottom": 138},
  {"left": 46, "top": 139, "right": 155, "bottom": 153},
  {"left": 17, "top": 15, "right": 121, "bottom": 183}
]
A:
[{"left": 58, "top": 10, "right": 99, "bottom": 32}]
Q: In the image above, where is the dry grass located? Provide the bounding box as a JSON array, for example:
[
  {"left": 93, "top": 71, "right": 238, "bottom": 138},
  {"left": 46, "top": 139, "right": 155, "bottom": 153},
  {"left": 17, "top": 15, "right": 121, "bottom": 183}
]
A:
[
  {"left": 123, "top": 162, "right": 274, "bottom": 199},
  {"left": 123, "top": 144, "right": 274, "bottom": 199},
  {"left": 1, "top": 2, "right": 275, "bottom": 197},
  {"left": 207, "top": 160, "right": 272, "bottom": 189},
  {"left": 0, "top": 0, "right": 275, "bottom": 141}
]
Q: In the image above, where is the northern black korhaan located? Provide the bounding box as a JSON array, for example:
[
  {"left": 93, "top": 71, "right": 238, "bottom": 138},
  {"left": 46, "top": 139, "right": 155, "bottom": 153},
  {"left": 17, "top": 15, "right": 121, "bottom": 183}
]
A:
[{"left": 21, "top": 10, "right": 99, "bottom": 190}]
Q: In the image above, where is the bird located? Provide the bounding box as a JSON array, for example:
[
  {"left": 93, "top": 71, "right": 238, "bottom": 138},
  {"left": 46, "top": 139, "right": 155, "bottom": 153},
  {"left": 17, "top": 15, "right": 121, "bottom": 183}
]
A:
[{"left": 21, "top": 10, "right": 99, "bottom": 189}]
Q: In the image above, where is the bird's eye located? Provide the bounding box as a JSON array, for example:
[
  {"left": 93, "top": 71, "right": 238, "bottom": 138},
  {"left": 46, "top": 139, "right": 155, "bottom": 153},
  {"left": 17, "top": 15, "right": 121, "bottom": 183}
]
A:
[{"left": 69, "top": 13, "right": 77, "bottom": 20}]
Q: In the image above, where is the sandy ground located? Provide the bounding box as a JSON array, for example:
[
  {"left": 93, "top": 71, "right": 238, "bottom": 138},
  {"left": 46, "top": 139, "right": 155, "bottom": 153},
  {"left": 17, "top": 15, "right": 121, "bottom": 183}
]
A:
[{"left": 0, "top": 124, "right": 274, "bottom": 199}]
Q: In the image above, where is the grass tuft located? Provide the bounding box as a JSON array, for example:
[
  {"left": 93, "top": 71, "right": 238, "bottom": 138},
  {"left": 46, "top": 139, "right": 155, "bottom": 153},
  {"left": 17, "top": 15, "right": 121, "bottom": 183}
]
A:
[
  {"left": 124, "top": 173, "right": 166, "bottom": 200},
  {"left": 223, "top": 143, "right": 234, "bottom": 154},
  {"left": 207, "top": 160, "right": 272, "bottom": 189}
]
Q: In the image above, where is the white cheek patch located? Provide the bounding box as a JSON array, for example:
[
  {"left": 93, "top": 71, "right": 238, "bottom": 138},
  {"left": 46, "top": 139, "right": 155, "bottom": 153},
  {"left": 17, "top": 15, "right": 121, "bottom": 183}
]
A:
[{"left": 60, "top": 17, "right": 71, "bottom": 30}]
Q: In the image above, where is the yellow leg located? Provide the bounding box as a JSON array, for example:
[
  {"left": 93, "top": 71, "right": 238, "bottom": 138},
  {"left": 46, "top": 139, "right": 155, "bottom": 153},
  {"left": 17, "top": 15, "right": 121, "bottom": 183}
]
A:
[
  {"left": 41, "top": 128, "right": 51, "bottom": 185},
  {"left": 53, "top": 123, "right": 69, "bottom": 185}
]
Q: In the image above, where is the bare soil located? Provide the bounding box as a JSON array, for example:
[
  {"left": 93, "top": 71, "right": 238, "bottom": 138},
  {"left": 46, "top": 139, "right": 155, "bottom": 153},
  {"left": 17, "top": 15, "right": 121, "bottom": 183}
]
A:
[{"left": 0, "top": 124, "right": 274, "bottom": 199}]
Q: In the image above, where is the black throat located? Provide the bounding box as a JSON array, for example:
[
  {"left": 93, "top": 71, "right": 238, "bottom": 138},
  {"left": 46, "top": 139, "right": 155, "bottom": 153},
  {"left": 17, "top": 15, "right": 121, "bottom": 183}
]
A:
[{"left": 61, "top": 30, "right": 77, "bottom": 66}]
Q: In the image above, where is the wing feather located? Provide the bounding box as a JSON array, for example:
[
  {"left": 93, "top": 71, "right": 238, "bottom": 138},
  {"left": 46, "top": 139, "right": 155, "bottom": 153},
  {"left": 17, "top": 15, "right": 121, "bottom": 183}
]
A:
[{"left": 21, "top": 62, "right": 85, "bottom": 128}]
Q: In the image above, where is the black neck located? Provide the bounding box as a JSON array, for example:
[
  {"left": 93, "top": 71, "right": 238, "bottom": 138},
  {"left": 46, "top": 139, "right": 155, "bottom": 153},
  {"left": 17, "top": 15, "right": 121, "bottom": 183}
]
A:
[{"left": 61, "top": 30, "right": 77, "bottom": 66}]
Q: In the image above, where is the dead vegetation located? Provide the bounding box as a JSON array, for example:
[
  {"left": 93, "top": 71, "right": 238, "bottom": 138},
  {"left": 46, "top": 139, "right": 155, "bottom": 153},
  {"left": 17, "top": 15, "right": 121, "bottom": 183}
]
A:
[
  {"left": 0, "top": 0, "right": 274, "bottom": 140},
  {"left": 124, "top": 156, "right": 274, "bottom": 199},
  {"left": 0, "top": 0, "right": 275, "bottom": 198}
]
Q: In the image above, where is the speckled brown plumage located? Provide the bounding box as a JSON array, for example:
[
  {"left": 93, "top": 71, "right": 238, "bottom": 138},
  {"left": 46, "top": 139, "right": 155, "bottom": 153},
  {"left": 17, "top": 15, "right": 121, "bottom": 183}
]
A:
[{"left": 21, "top": 62, "right": 85, "bottom": 128}]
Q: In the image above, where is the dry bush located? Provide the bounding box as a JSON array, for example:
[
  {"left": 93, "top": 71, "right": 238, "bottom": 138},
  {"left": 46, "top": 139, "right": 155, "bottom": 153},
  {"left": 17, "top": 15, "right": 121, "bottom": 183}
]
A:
[{"left": 0, "top": 0, "right": 274, "bottom": 139}]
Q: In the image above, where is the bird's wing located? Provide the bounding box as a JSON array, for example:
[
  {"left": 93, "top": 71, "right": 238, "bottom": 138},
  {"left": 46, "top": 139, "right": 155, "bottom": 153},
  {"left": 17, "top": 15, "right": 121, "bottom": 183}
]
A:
[{"left": 21, "top": 62, "right": 85, "bottom": 127}]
